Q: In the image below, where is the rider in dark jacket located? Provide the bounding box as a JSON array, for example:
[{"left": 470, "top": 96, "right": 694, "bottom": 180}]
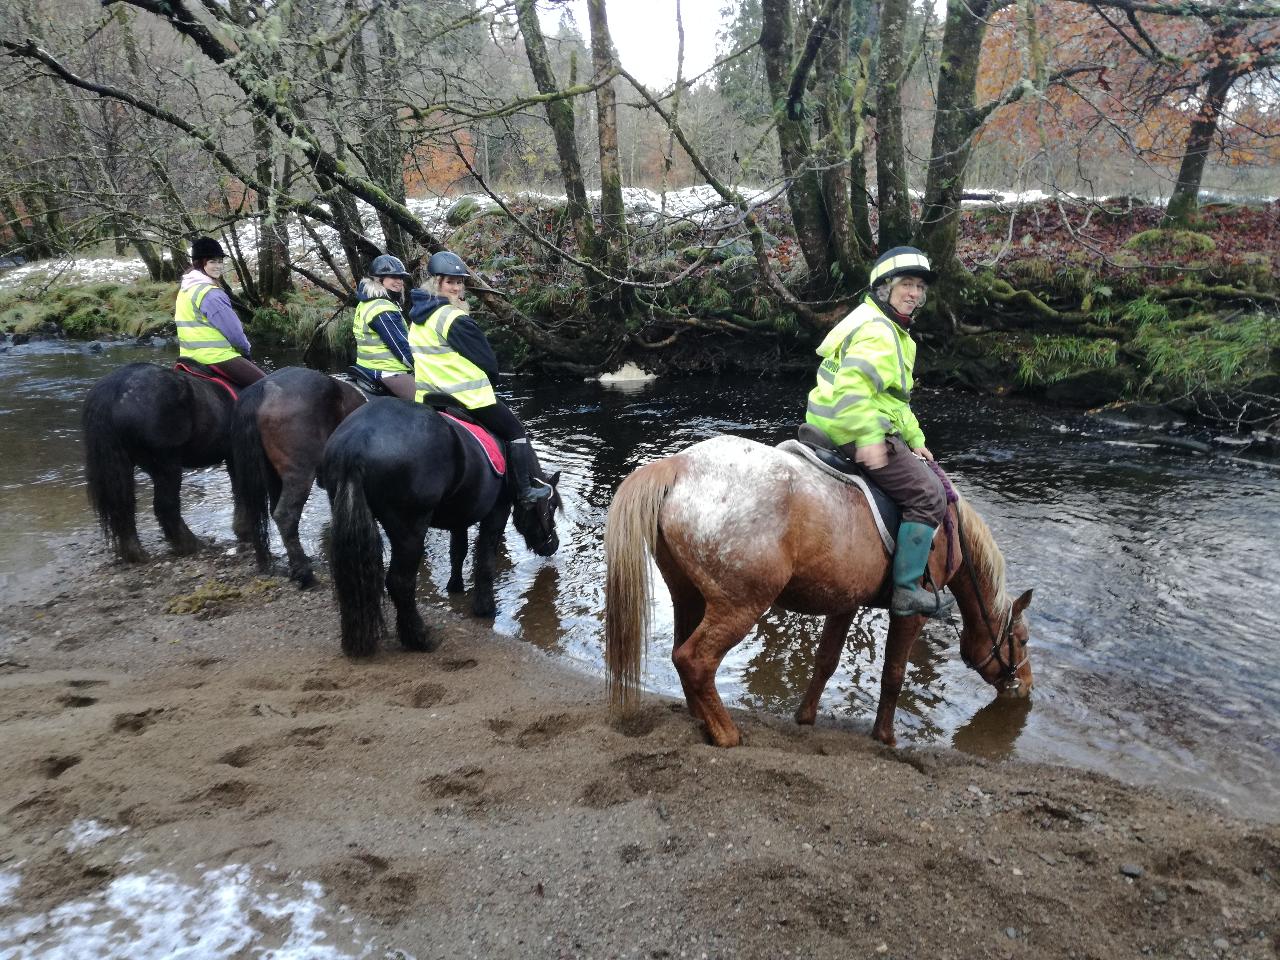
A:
[{"left": 406, "top": 251, "right": 551, "bottom": 505}]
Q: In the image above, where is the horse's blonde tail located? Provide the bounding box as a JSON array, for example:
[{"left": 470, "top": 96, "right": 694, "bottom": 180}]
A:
[{"left": 604, "top": 457, "right": 681, "bottom": 714}]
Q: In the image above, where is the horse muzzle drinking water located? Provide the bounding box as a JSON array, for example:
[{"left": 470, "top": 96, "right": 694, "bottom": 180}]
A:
[{"left": 604, "top": 434, "right": 1034, "bottom": 748}]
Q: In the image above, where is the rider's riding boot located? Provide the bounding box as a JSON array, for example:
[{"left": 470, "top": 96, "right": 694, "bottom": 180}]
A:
[
  {"left": 890, "top": 521, "right": 955, "bottom": 619},
  {"left": 509, "top": 438, "right": 551, "bottom": 505}
]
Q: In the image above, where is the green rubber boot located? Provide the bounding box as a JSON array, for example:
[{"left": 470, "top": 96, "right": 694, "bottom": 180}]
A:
[{"left": 890, "top": 521, "right": 955, "bottom": 619}]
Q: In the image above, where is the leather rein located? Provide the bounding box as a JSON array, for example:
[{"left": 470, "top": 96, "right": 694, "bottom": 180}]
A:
[{"left": 954, "top": 505, "right": 1027, "bottom": 690}]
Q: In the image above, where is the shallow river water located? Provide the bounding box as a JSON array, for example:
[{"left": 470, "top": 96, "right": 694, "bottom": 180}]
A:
[{"left": 2, "top": 340, "right": 1277, "bottom": 821}]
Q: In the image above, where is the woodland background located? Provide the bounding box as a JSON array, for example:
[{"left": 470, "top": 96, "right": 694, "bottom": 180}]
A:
[{"left": 1, "top": 0, "right": 1277, "bottom": 422}]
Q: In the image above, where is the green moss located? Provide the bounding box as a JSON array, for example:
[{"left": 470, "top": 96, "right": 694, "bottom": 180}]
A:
[{"left": 1123, "top": 229, "right": 1216, "bottom": 256}]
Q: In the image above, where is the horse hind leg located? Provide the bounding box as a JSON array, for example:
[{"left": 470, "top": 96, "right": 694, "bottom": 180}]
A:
[
  {"left": 669, "top": 583, "right": 707, "bottom": 721},
  {"left": 384, "top": 520, "right": 437, "bottom": 652},
  {"left": 672, "top": 601, "right": 769, "bottom": 748},
  {"left": 795, "top": 610, "right": 856, "bottom": 727},
  {"left": 446, "top": 527, "right": 468, "bottom": 594},
  {"left": 149, "top": 463, "right": 202, "bottom": 555},
  {"left": 272, "top": 467, "right": 316, "bottom": 588}
]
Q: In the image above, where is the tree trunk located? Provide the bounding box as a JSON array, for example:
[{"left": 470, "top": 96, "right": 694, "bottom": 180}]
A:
[
  {"left": 875, "top": 0, "right": 913, "bottom": 249},
  {"left": 761, "top": 0, "right": 837, "bottom": 288},
  {"left": 1163, "top": 43, "right": 1238, "bottom": 227},
  {"left": 917, "top": 0, "right": 992, "bottom": 274},
  {"left": 254, "top": 116, "right": 292, "bottom": 300},
  {"left": 586, "top": 0, "right": 629, "bottom": 301},
  {"left": 814, "top": 0, "right": 867, "bottom": 283},
  {"left": 515, "top": 0, "right": 602, "bottom": 268}
]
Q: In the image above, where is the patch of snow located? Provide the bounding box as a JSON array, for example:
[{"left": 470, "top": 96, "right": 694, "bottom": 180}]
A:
[
  {"left": 0, "top": 257, "right": 150, "bottom": 288},
  {"left": 0, "top": 866, "right": 21, "bottom": 907},
  {"left": 0, "top": 863, "right": 383, "bottom": 960},
  {"left": 64, "top": 819, "right": 128, "bottom": 853}
]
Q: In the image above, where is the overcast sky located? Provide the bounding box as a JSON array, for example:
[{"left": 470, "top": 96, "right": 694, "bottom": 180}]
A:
[{"left": 539, "top": 0, "right": 729, "bottom": 88}]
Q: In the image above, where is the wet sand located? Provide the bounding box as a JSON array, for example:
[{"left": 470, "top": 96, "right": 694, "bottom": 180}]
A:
[{"left": 1, "top": 548, "right": 1276, "bottom": 958}]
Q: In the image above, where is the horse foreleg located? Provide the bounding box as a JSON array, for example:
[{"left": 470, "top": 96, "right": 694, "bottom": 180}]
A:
[
  {"left": 468, "top": 508, "right": 508, "bottom": 618},
  {"left": 385, "top": 523, "right": 436, "bottom": 652},
  {"left": 150, "top": 463, "right": 201, "bottom": 555},
  {"left": 795, "top": 610, "right": 856, "bottom": 727},
  {"left": 871, "top": 614, "right": 925, "bottom": 747},
  {"left": 446, "top": 527, "right": 468, "bottom": 594},
  {"left": 272, "top": 468, "right": 316, "bottom": 588},
  {"left": 673, "top": 604, "right": 767, "bottom": 748}
]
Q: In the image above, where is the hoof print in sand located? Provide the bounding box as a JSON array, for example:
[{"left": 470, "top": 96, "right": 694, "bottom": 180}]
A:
[
  {"left": 405, "top": 682, "right": 447, "bottom": 709},
  {"left": 515, "top": 713, "right": 576, "bottom": 749},
  {"left": 36, "top": 754, "right": 82, "bottom": 779},
  {"left": 439, "top": 658, "right": 477, "bottom": 672},
  {"left": 111, "top": 708, "right": 164, "bottom": 735}
]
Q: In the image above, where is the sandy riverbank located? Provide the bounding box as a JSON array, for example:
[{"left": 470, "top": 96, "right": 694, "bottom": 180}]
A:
[{"left": 0, "top": 548, "right": 1275, "bottom": 958}]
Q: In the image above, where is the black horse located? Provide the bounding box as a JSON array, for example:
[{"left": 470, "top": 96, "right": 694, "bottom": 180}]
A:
[
  {"left": 322, "top": 397, "right": 562, "bottom": 657},
  {"left": 228, "top": 367, "right": 366, "bottom": 588},
  {"left": 83, "top": 362, "right": 236, "bottom": 562}
]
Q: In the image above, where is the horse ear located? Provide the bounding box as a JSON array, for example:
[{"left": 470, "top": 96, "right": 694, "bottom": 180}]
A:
[
  {"left": 549, "top": 470, "right": 561, "bottom": 487},
  {"left": 1012, "top": 589, "right": 1033, "bottom": 616}
]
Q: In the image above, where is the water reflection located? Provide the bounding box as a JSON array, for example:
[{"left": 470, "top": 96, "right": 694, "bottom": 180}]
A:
[
  {"left": 952, "top": 696, "right": 1033, "bottom": 760},
  {"left": 2, "top": 344, "right": 1279, "bottom": 819}
]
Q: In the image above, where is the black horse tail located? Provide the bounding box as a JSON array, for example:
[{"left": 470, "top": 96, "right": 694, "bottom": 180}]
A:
[
  {"left": 228, "top": 386, "right": 274, "bottom": 569},
  {"left": 326, "top": 455, "right": 385, "bottom": 657},
  {"left": 82, "top": 376, "right": 140, "bottom": 561}
]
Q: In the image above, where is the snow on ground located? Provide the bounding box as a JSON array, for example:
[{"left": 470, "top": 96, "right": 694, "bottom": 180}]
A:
[
  {"left": 0, "top": 257, "right": 150, "bottom": 289},
  {"left": 0, "top": 862, "right": 393, "bottom": 960},
  {"left": 63, "top": 819, "right": 128, "bottom": 854},
  {"left": 0, "top": 185, "right": 781, "bottom": 292}
]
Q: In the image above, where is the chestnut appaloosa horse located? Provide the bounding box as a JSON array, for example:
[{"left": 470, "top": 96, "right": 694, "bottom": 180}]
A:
[{"left": 604, "top": 434, "right": 1034, "bottom": 747}]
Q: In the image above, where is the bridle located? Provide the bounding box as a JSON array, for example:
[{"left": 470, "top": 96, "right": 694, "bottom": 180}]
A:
[
  {"left": 515, "top": 479, "right": 558, "bottom": 554},
  {"left": 955, "top": 507, "right": 1028, "bottom": 690}
]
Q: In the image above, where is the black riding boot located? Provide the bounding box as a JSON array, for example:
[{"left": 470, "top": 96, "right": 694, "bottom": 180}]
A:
[{"left": 509, "top": 438, "right": 551, "bottom": 505}]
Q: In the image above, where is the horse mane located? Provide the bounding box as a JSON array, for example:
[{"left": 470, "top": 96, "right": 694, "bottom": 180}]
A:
[{"left": 956, "top": 496, "right": 1006, "bottom": 602}]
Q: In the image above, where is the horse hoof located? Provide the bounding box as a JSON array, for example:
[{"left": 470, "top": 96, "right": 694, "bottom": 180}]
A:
[
  {"left": 120, "top": 546, "right": 148, "bottom": 564},
  {"left": 470, "top": 600, "right": 496, "bottom": 619},
  {"left": 293, "top": 571, "right": 316, "bottom": 590},
  {"left": 446, "top": 578, "right": 465, "bottom": 594}
]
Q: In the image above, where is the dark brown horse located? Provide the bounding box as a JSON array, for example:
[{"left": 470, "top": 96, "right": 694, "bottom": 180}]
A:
[
  {"left": 83, "top": 362, "right": 236, "bottom": 562},
  {"left": 604, "top": 434, "right": 1034, "bottom": 747},
  {"left": 229, "top": 367, "right": 366, "bottom": 587}
]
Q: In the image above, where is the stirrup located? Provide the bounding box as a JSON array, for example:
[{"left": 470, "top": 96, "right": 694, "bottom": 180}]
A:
[{"left": 890, "top": 584, "right": 955, "bottom": 619}]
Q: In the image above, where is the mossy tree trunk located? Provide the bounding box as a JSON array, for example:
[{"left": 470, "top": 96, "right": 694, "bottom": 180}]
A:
[
  {"left": 761, "top": 0, "right": 838, "bottom": 290},
  {"left": 586, "top": 0, "right": 631, "bottom": 310},
  {"left": 1163, "top": 31, "right": 1240, "bottom": 228},
  {"left": 515, "top": 0, "right": 603, "bottom": 273},
  {"left": 875, "top": 0, "right": 913, "bottom": 250},
  {"left": 917, "top": 0, "right": 992, "bottom": 277}
]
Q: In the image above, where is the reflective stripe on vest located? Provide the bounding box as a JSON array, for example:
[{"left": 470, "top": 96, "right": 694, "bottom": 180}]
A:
[
  {"left": 407, "top": 305, "right": 497, "bottom": 408},
  {"left": 353, "top": 299, "right": 410, "bottom": 373},
  {"left": 805, "top": 299, "right": 917, "bottom": 446},
  {"left": 174, "top": 283, "right": 239, "bottom": 365}
]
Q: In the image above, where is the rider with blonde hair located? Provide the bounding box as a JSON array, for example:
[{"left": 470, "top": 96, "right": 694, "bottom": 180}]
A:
[
  {"left": 406, "top": 250, "right": 551, "bottom": 506},
  {"left": 352, "top": 253, "right": 416, "bottom": 401},
  {"left": 806, "top": 245, "right": 953, "bottom": 619}
]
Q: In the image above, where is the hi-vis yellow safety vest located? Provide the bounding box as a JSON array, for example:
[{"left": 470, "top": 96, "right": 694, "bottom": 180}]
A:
[
  {"left": 353, "top": 298, "right": 411, "bottom": 374},
  {"left": 175, "top": 283, "right": 239, "bottom": 365},
  {"left": 407, "top": 304, "right": 497, "bottom": 408},
  {"left": 805, "top": 296, "right": 926, "bottom": 449}
]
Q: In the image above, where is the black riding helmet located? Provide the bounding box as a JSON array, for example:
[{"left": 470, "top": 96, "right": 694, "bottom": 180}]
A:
[{"left": 190, "top": 236, "right": 227, "bottom": 261}]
